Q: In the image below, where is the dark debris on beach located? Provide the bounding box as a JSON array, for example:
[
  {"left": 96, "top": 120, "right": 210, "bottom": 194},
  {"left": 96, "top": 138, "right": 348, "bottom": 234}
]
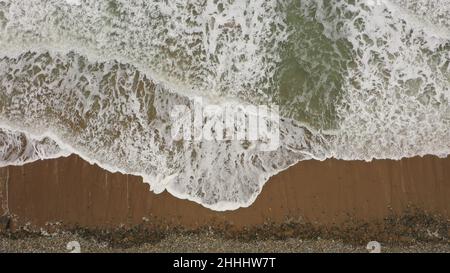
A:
[{"left": 0, "top": 209, "right": 449, "bottom": 253}]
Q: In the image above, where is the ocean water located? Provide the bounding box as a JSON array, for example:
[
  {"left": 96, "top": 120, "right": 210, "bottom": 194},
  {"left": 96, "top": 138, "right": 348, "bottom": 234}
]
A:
[{"left": 0, "top": 0, "right": 448, "bottom": 210}]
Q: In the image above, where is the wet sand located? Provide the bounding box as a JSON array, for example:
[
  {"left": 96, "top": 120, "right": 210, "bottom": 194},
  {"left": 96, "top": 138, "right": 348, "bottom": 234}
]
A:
[{"left": 0, "top": 154, "right": 450, "bottom": 251}]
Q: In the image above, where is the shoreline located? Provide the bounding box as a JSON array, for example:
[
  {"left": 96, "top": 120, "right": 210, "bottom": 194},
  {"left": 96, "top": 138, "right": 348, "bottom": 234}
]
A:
[{"left": 1, "top": 154, "right": 450, "bottom": 250}]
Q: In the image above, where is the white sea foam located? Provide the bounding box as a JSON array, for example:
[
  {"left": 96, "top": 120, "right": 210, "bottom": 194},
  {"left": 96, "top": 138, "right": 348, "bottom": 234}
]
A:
[
  {"left": 0, "top": 0, "right": 288, "bottom": 102},
  {"left": 332, "top": 0, "right": 450, "bottom": 160},
  {"left": 0, "top": 49, "right": 329, "bottom": 210},
  {"left": 0, "top": 0, "right": 448, "bottom": 210},
  {"left": 0, "top": 127, "right": 70, "bottom": 167}
]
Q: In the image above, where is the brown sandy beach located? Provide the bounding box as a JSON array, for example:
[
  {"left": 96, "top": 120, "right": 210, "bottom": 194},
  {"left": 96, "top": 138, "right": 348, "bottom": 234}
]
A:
[{"left": 1, "top": 154, "right": 450, "bottom": 252}]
